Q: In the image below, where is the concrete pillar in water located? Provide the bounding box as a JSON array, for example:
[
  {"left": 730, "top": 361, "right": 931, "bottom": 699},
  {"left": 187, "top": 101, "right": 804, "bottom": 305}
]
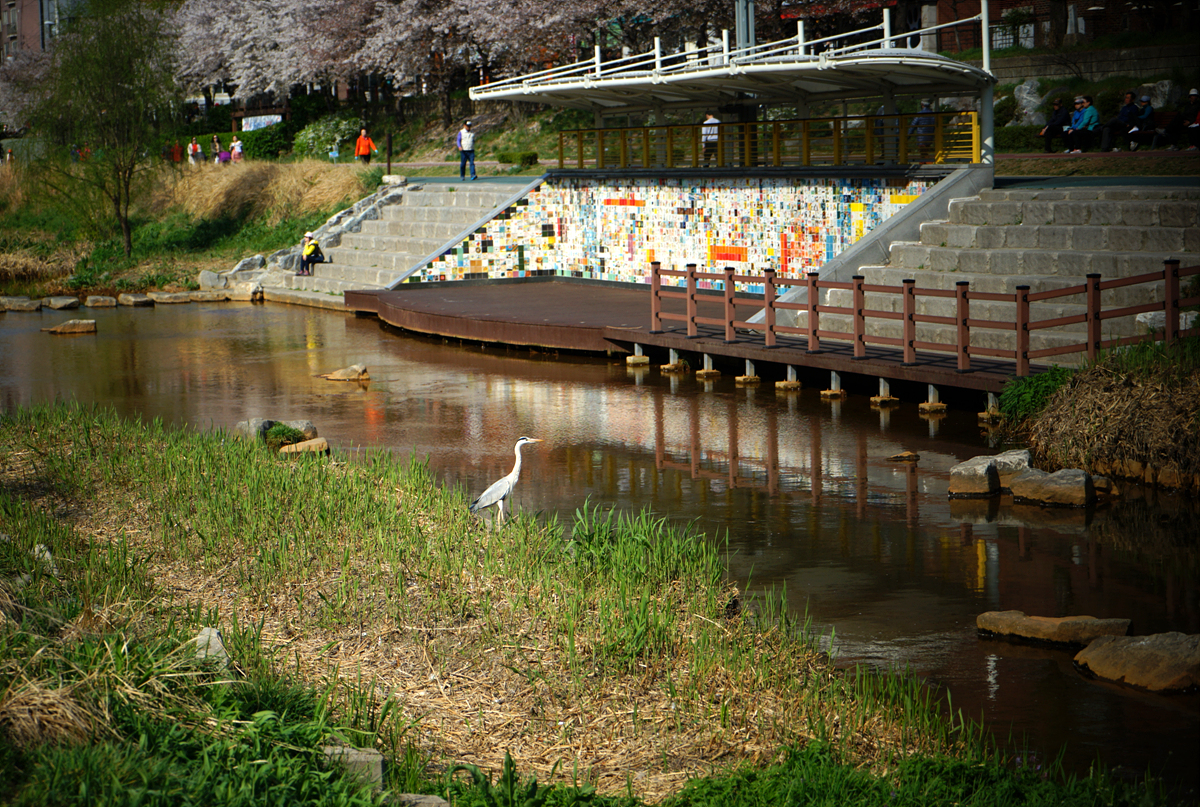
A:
[
  {"left": 776, "top": 364, "right": 802, "bottom": 390},
  {"left": 820, "top": 370, "right": 845, "bottom": 399},
  {"left": 626, "top": 343, "right": 650, "bottom": 366},
  {"left": 661, "top": 347, "right": 688, "bottom": 374},
  {"left": 978, "top": 391, "right": 1003, "bottom": 424},
  {"left": 736, "top": 358, "right": 760, "bottom": 385},
  {"left": 919, "top": 383, "right": 947, "bottom": 414},
  {"left": 697, "top": 353, "right": 721, "bottom": 379},
  {"left": 870, "top": 377, "right": 899, "bottom": 406}
]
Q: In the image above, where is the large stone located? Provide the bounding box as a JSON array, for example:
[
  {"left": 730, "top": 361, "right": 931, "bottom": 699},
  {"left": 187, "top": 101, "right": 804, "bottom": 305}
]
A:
[
  {"left": 320, "top": 364, "right": 370, "bottom": 381},
  {"left": 232, "top": 254, "right": 266, "bottom": 274},
  {"left": 1010, "top": 468, "right": 1095, "bottom": 507},
  {"left": 948, "top": 456, "right": 999, "bottom": 498},
  {"left": 85, "top": 295, "right": 117, "bottom": 308},
  {"left": 394, "top": 797, "right": 449, "bottom": 807},
  {"left": 227, "top": 281, "right": 262, "bottom": 302},
  {"left": 1074, "top": 633, "right": 1200, "bottom": 692},
  {"left": 978, "top": 610, "right": 1130, "bottom": 646},
  {"left": 1136, "top": 310, "right": 1198, "bottom": 333},
  {"left": 45, "top": 296, "right": 80, "bottom": 310},
  {"left": 233, "top": 418, "right": 276, "bottom": 440},
  {"left": 5, "top": 298, "right": 41, "bottom": 312},
  {"left": 147, "top": 292, "right": 192, "bottom": 304},
  {"left": 198, "top": 269, "right": 224, "bottom": 290},
  {"left": 117, "top": 293, "right": 153, "bottom": 307},
  {"left": 189, "top": 291, "right": 228, "bottom": 302},
  {"left": 991, "top": 449, "right": 1032, "bottom": 489},
  {"left": 322, "top": 746, "right": 383, "bottom": 793},
  {"left": 279, "top": 437, "right": 330, "bottom": 457},
  {"left": 281, "top": 420, "right": 318, "bottom": 440},
  {"left": 42, "top": 319, "right": 97, "bottom": 334},
  {"left": 1013, "top": 79, "right": 1047, "bottom": 126},
  {"left": 195, "top": 627, "right": 229, "bottom": 667}
]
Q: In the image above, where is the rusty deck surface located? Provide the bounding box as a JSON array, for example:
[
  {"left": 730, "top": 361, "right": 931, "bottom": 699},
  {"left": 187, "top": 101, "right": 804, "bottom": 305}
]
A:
[{"left": 344, "top": 280, "right": 1016, "bottom": 393}]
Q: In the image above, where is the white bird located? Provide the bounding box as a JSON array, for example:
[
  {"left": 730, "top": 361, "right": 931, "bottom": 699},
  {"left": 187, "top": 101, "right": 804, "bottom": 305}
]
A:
[{"left": 469, "top": 437, "right": 543, "bottom": 524}]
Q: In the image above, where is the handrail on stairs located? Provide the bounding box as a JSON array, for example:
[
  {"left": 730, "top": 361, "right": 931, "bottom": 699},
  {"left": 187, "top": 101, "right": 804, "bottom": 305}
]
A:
[{"left": 649, "top": 259, "right": 1199, "bottom": 376}]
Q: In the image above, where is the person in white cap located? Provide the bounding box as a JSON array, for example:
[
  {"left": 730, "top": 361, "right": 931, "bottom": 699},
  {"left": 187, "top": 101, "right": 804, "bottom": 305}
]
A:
[
  {"left": 298, "top": 231, "right": 324, "bottom": 276},
  {"left": 1127, "top": 95, "right": 1154, "bottom": 151},
  {"left": 457, "top": 120, "right": 477, "bottom": 181}
]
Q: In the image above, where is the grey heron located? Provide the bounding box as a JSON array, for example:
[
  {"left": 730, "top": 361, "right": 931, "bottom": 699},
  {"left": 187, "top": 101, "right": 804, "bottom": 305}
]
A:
[{"left": 468, "top": 437, "right": 543, "bottom": 524}]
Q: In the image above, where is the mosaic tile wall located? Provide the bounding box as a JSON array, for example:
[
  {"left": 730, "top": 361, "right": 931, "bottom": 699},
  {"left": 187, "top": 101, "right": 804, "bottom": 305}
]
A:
[{"left": 413, "top": 176, "right": 931, "bottom": 291}]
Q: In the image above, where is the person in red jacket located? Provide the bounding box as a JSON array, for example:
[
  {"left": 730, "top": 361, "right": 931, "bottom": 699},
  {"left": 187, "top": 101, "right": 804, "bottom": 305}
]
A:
[{"left": 354, "top": 129, "right": 377, "bottom": 164}]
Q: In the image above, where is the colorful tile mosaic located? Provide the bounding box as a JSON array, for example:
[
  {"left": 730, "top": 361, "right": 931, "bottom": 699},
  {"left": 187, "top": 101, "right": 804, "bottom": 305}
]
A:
[{"left": 413, "top": 176, "right": 930, "bottom": 288}]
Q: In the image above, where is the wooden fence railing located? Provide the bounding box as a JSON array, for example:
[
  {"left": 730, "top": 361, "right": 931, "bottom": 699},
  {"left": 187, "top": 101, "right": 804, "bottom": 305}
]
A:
[
  {"left": 649, "top": 260, "right": 1200, "bottom": 376},
  {"left": 558, "top": 111, "right": 980, "bottom": 170}
]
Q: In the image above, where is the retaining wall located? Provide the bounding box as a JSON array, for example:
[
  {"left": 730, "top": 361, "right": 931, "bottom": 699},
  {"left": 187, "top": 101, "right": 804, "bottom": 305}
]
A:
[{"left": 414, "top": 175, "right": 933, "bottom": 290}]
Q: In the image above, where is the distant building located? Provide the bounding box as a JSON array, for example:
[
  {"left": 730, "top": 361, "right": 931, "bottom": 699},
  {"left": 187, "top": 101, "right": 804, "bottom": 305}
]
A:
[
  {"left": 934, "top": 0, "right": 1187, "bottom": 52},
  {"left": 3, "top": 0, "right": 73, "bottom": 59}
]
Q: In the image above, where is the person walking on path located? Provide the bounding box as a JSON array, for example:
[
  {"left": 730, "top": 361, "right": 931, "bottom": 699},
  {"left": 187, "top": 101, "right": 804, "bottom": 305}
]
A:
[
  {"left": 297, "top": 232, "right": 324, "bottom": 276},
  {"left": 457, "top": 120, "right": 477, "bottom": 180},
  {"left": 701, "top": 112, "right": 721, "bottom": 166},
  {"left": 231, "top": 135, "right": 243, "bottom": 164},
  {"left": 355, "top": 129, "right": 377, "bottom": 164}
]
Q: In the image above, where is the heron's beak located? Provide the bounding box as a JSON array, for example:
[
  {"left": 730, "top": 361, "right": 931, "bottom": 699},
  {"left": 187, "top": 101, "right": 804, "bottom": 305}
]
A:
[{"left": 529, "top": 438, "right": 544, "bottom": 443}]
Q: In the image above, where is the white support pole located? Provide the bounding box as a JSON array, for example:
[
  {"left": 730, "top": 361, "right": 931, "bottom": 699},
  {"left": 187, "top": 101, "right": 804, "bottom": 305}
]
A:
[
  {"left": 980, "top": 78, "right": 995, "bottom": 166},
  {"left": 927, "top": 384, "right": 940, "bottom": 404},
  {"left": 634, "top": 344, "right": 644, "bottom": 356},
  {"left": 669, "top": 348, "right": 680, "bottom": 364},
  {"left": 883, "top": 8, "right": 892, "bottom": 49},
  {"left": 980, "top": 0, "right": 991, "bottom": 75},
  {"left": 722, "top": 29, "right": 730, "bottom": 63},
  {"left": 745, "top": 359, "right": 755, "bottom": 376},
  {"left": 831, "top": 371, "right": 842, "bottom": 392},
  {"left": 703, "top": 354, "right": 714, "bottom": 371},
  {"left": 787, "top": 365, "right": 798, "bottom": 382},
  {"left": 879, "top": 377, "right": 891, "bottom": 397},
  {"left": 654, "top": 37, "right": 662, "bottom": 72},
  {"left": 594, "top": 44, "right": 603, "bottom": 76},
  {"left": 797, "top": 21, "right": 806, "bottom": 55}
]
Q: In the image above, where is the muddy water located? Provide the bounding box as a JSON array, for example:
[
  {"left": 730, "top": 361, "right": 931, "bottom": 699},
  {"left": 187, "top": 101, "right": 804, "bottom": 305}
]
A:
[{"left": 2, "top": 302, "right": 1197, "bottom": 792}]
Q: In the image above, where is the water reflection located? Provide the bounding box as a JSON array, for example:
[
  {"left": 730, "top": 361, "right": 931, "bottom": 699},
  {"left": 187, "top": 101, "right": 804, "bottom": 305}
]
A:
[{"left": 1, "top": 303, "right": 1197, "bottom": 792}]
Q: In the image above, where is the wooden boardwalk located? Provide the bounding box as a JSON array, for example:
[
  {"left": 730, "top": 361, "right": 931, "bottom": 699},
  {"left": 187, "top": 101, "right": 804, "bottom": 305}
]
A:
[{"left": 344, "top": 279, "right": 1017, "bottom": 393}]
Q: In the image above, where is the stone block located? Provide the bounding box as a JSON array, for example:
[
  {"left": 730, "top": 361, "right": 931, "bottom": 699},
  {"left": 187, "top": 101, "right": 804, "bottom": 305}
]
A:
[
  {"left": 46, "top": 296, "right": 80, "bottom": 310},
  {"left": 6, "top": 298, "right": 41, "bottom": 312},
  {"left": 988, "top": 201, "right": 1022, "bottom": 225},
  {"left": 775, "top": 380, "right": 802, "bottom": 390},
  {"left": 945, "top": 225, "right": 977, "bottom": 249},
  {"left": 117, "top": 293, "right": 153, "bottom": 307},
  {"left": 1004, "top": 225, "right": 1039, "bottom": 249},
  {"left": 1142, "top": 227, "right": 1184, "bottom": 252},
  {"left": 1010, "top": 468, "right": 1095, "bottom": 507},
  {"left": 1069, "top": 226, "right": 1107, "bottom": 251},
  {"left": 986, "top": 250, "right": 1021, "bottom": 275},
  {"left": 42, "top": 319, "right": 97, "bottom": 334},
  {"left": 198, "top": 269, "right": 224, "bottom": 290},
  {"left": 734, "top": 375, "right": 760, "bottom": 385},
  {"left": 1074, "top": 633, "right": 1200, "bottom": 692},
  {"left": 1182, "top": 228, "right": 1200, "bottom": 254},
  {"left": 1022, "top": 201, "right": 1053, "bottom": 225},
  {"left": 195, "top": 627, "right": 230, "bottom": 666},
  {"left": 234, "top": 419, "right": 276, "bottom": 440},
  {"left": 919, "top": 222, "right": 948, "bottom": 246},
  {"left": 85, "top": 296, "right": 117, "bottom": 307},
  {"left": 190, "top": 291, "right": 228, "bottom": 302},
  {"left": 1051, "top": 202, "right": 1089, "bottom": 226},
  {"left": 1089, "top": 201, "right": 1123, "bottom": 226},
  {"left": 322, "top": 746, "right": 384, "bottom": 792},
  {"left": 927, "top": 247, "right": 958, "bottom": 272},
  {"left": 973, "top": 226, "right": 1005, "bottom": 249},
  {"left": 147, "top": 292, "right": 192, "bottom": 304},
  {"left": 695, "top": 369, "right": 721, "bottom": 379},
  {"left": 280, "top": 437, "right": 330, "bottom": 457},
  {"left": 626, "top": 355, "right": 650, "bottom": 366},
  {"left": 948, "top": 456, "right": 999, "bottom": 498},
  {"left": 1158, "top": 201, "right": 1198, "bottom": 228},
  {"left": 991, "top": 449, "right": 1032, "bottom": 489},
  {"left": 1119, "top": 202, "right": 1157, "bottom": 228},
  {"left": 958, "top": 251, "right": 991, "bottom": 274},
  {"left": 280, "top": 420, "right": 319, "bottom": 439},
  {"left": 1038, "top": 226, "right": 1072, "bottom": 250},
  {"left": 978, "top": 610, "right": 1129, "bottom": 646}
]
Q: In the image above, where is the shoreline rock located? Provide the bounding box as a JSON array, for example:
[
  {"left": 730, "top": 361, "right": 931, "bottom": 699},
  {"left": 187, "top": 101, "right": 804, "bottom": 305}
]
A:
[
  {"left": 978, "top": 610, "right": 1130, "bottom": 647},
  {"left": 1074, "top": 633, "right": 1200, "bottom": 693}
]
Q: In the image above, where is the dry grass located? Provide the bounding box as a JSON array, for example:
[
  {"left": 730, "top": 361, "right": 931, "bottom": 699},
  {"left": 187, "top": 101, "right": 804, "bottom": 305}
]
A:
[
  {"left": 156, "top": 160, "right": 372, "bottom": 225},
  {"left": 0, "top": 680, "right": 97, "bottom": 749},
  {"left": 995, "top": 153, "right": 1200, "bottom": 176}
]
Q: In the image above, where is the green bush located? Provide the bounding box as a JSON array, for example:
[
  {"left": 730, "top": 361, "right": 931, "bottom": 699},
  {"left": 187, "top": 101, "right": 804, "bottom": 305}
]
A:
[
  {"left": 241, "top": 122, "right": 296, "bottom": 160},
  {"left": 293, "top": 113, "right": 362, "bottom": 159},
  {"left": 495, "top": 150, "right": 539, "bottom": 168},
  {"left": 264, "top": 423, "right": 306, "bottom": 451},
  {"left": 998, "top": 366, "right": 1076, "bottom": 420},
  {"left": 993, "top": 95, "right": 1018, "bottom": 127},
  {"left": 995, "top": 125, "right": 1044, "bottom": 153}
]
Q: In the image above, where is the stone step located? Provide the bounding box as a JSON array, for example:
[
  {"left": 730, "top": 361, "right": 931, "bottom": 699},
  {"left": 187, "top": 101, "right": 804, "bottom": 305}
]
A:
[
  {"left": 333, "top": 234, "right": 444, "bottom": 258},
  {"left": 375, "top": 205, "right": 487, "bottom": 226},
  {"left": 977, "top": 188, "right": 1200, "bottom": 203},
  {"left": 323, "top": 249, "right": 417, "bottom": 274},
  {"left": 297, "top": 261, "right": 407, "bottom": 287},
  {"left": 391, "top": 187, "right": 513, "bottom": 209},
  {"left": 888, "top": 243, "right": 1181, "bottom": 277},
  {"left": 918, "top": 220, "right": 1199, "bottom": 254},
  {"left": 281, "top": 273, "right": 374, "bottom": 295},
  {"left": 357, "top": 218, "right": 476, "bottom": 240},
  {"left": 840, "top": 265, "right": 1162, "bottom": 309},
  {"left": 946, "top": 196, "right": 1199, "bottom": 228}
]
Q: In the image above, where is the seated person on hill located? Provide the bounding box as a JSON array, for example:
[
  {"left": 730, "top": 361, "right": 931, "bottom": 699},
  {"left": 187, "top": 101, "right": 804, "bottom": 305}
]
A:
[
  {"left": 1039, "top": 97, "right": 1071, "bottom": 153},
  {"left": 298, "top": 232, "right": 324, "bottom": 276},
  {"left": 1127, "top": 96, "right": 1155, "bottom": 150},
  {"left": 1155, "top": 88, "right": 1200, "bottom": 150},
  {"left": 1063, "top": 97, "right": 1100, "bottom": 153},
  {"left": 1100, "top": 91, "right": 1138, "bottom": 152}
]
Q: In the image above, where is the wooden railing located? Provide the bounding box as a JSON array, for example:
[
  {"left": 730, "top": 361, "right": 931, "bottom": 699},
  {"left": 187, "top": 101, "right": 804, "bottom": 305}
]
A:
[
  {"left": 649, "top": 260, "right": 1199, "bottom": 376},
  {"left": 557, "top": 111, "right": 980, "bottom": 170}
]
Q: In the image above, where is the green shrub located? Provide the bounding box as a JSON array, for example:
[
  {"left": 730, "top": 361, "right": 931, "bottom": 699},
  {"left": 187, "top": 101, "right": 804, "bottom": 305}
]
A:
[
  {"left": 241, "top": 122, "right": 296, "bottom": 160},
  {"left": 292, "top": 113, "right": 362, "bottom": 159},
  {"left": 993, "top": 95, "right": 1018, "bottom": 127},
  {"left": 264, "top": 423, "right": 306, "bottom": 451},
  {"left": 995, "top": 125, "right": 1043, "bottom": 153},
  {"left": 998, "top": 366, "right": 1075, "bottom": 420},
  {"left": 495, "top": 150, "right": 539, "bottom": 168}
]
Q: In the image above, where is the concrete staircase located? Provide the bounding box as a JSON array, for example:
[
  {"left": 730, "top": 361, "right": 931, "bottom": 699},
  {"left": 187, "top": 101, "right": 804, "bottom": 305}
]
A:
[
  {"left": 280, "top": 182, "right": 516, "bottom": 295},
  {"left": 819, "top": 187, "right": 1200, "bottom": 362}
]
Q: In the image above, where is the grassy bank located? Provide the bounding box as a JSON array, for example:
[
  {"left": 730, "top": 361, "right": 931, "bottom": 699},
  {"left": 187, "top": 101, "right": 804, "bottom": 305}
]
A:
[
  {"left": 0, "top": 404, "right": 1173, "bottom": 805},
  {"left": 1000, "top": 336, "right": 1200, "bottom": 489},
  {"left": 0, "top": 161, "right": 376, "bottom": 299}
]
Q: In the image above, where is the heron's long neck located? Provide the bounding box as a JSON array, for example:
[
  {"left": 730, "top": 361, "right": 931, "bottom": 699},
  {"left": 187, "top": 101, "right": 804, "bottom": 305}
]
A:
[{"left": 510, "top": 443, "right": 524, "bottom": 479}]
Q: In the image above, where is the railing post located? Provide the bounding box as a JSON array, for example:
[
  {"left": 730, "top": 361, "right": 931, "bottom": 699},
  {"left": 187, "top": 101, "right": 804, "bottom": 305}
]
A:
[
  {"left": 1086, "top": 272, "right": 1101, "bottom": 360},
  {"left": 764, "top": 268, "right": 777, "bottom": 348},
  {"left": 686, "top": 263, "right": 698, "bottom": 338},
  {"left": 724, "top": 266, "right": 736, "bottom": 342},
  {"left": 1015, "top": 285, "right": 1030, "bottom": 377},
  {"left": 576, "top": 131, "right": 584, "bottom": 168},
  {"left": 1164, "top": 259, "right": 1181, "bottom": 346},
  {"left": 650, "top": 261, "right": 663, "bottom": 333},
  {"left": 772, "top": 122, "right": 781, "bottom": 166},
  {"left": 642, "top": 127, "right": 650, "bottom": 169},
  {"left": 594, "top": 44, "right": 603, "bottom": 76},
  {"left": 902, "top": 278, "right": 916, "bottom": 364},
  {"left": 852, "top": 274, "right": 865, "bottom": 359},
  {"left": 807, "top": 272, "right": 821, "bottom": 353},
  {"left": 667, "top": 127, "right": 675, "bottom": 169},
  {"left": 833, "top": 119, "right": 843, "bottom": 166},
  {"left": 801, "top": 120, "right": 811, "bottom": 166},
  {"left": 797, "top": 20, "right": 806, "bottom": 55},
  {"left": 934, "top": 113, "right": 945, "bottom": 164},
  {"left": 597, "top": 130, "right": 606, "bottom": 170},
  {"left": 956, "top": 280, "right": 970, "bottom": 372},
  {"left": 558, "top": 133, "right": 564, "bottom": 169}
]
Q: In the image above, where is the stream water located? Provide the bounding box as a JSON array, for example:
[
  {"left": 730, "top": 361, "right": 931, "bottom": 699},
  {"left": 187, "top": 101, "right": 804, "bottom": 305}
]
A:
[{"left": 2, "top": 301, "right": 1197, "bottom": 793}]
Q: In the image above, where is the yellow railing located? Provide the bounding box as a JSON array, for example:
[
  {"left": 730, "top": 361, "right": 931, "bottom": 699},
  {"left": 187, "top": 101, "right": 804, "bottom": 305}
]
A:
[{"left": 557, "top": 111, "right": 980, "bottom": 170}]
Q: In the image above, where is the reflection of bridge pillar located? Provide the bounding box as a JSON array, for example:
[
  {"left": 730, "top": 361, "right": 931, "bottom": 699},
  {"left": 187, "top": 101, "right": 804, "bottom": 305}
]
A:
[
  {"left": 855, "top": 430, "right": 868, "bottom": 519},
  {"left": 689, "top": 394, "right": 701, "bottom": 478},
  {"left": 654, "top": 390, "right": 665, "bottom": 470},
  {"left": 727, "top": 395, "right": 739, "bottom": 488},
  {"left": 766, "top": 406, "right": 779, "bottom": 495},
  {"left": 905, "top": 462, "right": 919, "bottom": 528},
  {"left": 810, "top": 420, "right": 822, "bottom": 504}
]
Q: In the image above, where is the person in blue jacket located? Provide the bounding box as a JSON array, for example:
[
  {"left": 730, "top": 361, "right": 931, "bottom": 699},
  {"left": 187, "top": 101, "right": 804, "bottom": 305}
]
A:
[
  {"left": 1100, "top": 91, "right": 1138, "bottom": 152},
  {"left": 1064, "top": 96, "right": 1099, "bottom": 153}
]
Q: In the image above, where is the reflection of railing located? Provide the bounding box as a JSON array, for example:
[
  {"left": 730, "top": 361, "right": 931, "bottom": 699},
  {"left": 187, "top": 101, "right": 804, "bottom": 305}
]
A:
[
  {"left": 649, "top": 260, "right": 1199, "bottom": 377},
  {"left": 557, "top": 112, "right": 980, "bottom": 169}
]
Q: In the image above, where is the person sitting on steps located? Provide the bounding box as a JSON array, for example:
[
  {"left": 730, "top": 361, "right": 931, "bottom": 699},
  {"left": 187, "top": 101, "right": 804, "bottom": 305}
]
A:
[
  {"left": 1039, "top": 97, "right": 1070, "bottom": 153},
  {"left": 1100, "top": 91, "right": 1138, "bottom": 152},
  {"left": 297, "top": 232, "right": 324, "bottom": 276},
  {"left": 1063, "top": 96, "right": 1099, "bottom": 153}
]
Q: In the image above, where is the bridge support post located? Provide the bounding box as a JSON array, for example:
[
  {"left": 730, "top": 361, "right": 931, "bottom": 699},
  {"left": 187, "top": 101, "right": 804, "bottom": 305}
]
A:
[
  {"left": 697, "top": 353, "right": 721, "bottom": 379},
  {"left": 736, "top": 359, "right": 760, "bottom": 385},
  {"left": 626, "top": 343, "right": 650, "bottom": 366},
  {"left": 978, "top": 391, "right": 1002, "bottom": 424},
  {"left": 776, "top": 364, "right": 802, "bottom": 390},
  {"left": 871, "top": 377, "right": 899, "bottom": 406},
  {"left": 820, "top": 370, "right": 845, "bottom": 399},
  {"left": 919, "top": 383, "right": 947, "bottom": 414},
  {"left": 661, "top": 348, "right": 688, "bottom": 374}
]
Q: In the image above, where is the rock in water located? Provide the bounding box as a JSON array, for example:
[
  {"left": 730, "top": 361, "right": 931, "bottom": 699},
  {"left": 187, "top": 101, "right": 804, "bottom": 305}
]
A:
[
  {"left": 117, "top": 293, "right": 153, "bottom": 307},
  {"left": 147, "top": 292, "right": 192, "bottom": 304},
  {"left": 46, "top": 296, "right": 81, "bottom": 310},
  {"left": 978, "top": 610, "right": 1129, "bottom": 646},
  {"left": 1010, "top": 468, "right": 1095, "bottom": 507},
  {"left": 948, "top": 456, "right": 999, "bottom": 498},
  {"left": 1074, "top": 633, "right": 1200, "bottom": 692},
  {"left": 42, "top": 320, "right": 97, "bottom": 334},
  {"left": 280, "top": 437, "right": 330, "bottom": 457},
  {"left": 85, "top": 296, "right": 117, "bottom": 307},
  {"left": 320, "top": 364, "right": 370, "bottom": 381}
]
